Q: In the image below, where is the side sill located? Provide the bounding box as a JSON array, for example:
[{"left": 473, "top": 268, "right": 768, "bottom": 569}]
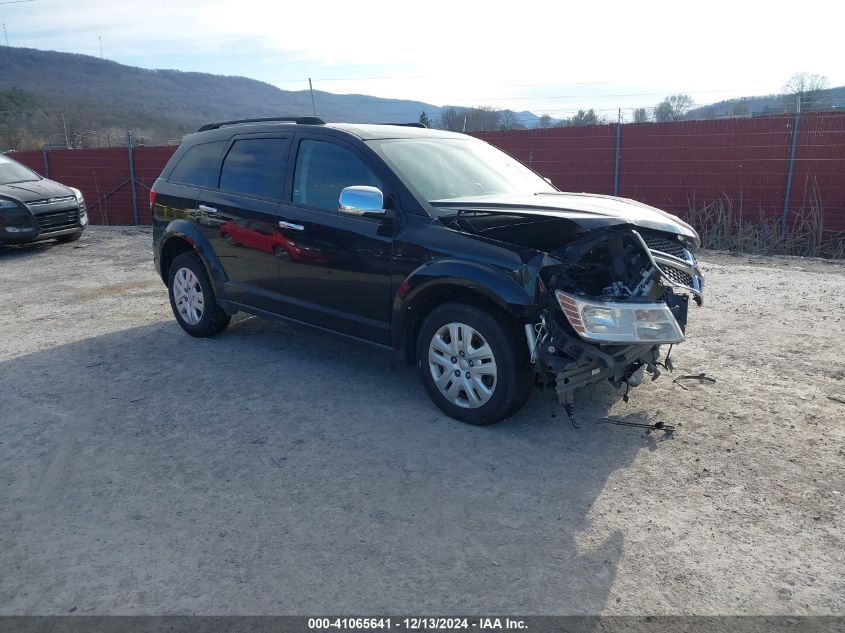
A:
[{"left": 226, "top": 300, "right": 402, "bottom": 359}]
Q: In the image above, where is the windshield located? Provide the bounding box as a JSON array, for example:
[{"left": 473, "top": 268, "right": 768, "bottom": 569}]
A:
[
  {"left": 372, "top": 138, "right": 556, "bottom": 202},
  {"left": 0, "top": 155, "right": 40, "bottom": 185}
]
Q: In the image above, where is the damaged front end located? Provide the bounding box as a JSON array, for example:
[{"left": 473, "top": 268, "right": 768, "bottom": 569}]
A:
[{"left": 529, "top": 226, "right": 704, "bottom": 404}]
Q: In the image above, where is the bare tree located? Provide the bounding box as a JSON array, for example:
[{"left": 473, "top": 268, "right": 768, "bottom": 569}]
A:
[
  {"left": 654, "top": 94, "right": 694, "bottom": 122},
  {"left": 464, "top": 106, "right": 501, "bottom": 132},
  {"left": 782, "top": 72, "right": 830, "bottom": 112},
  {"left": 437, "top": 106, "right": 503, "bottom": 132},
  {"left": 418, "top": 111, "right": 432, "bottom": 127},
  {"left": 0, "top": 122, "right": 25, "bottom": 151},
  {"left": 499, "top": 110, "right": 525, "bottom": 130},
  {"left": 536, "top": 114, "right": 553, "bottom": 129},
  {"left": 633, "top": 108, "right": 650, "bottom": 123},
  {"left": 437, "top": 106, "right": 466, "bottom": 132}
]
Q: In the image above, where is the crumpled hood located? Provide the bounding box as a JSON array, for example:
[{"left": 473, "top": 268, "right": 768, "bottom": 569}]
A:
[
  {"left": 0, "top": 178, "right": 74, "bottom": 204},
  {"left": 430, "top": 192, "right": 700, "bottom": 248}
]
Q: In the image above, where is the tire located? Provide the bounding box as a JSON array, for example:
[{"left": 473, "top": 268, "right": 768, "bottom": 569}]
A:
[
  {"left": 56, "top": 230, "right": 83, "bottom": 244},
  {"left": 167, "top": 251, "right": 230, "bottom": 337},
  {"left": 273, "top": 245, "right": 291, "bottom": 261},
  {"left": 417, "top": 302, "right": 533, "bottom": 426}
]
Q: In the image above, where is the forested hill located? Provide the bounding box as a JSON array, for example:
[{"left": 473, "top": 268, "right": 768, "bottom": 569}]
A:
[{"left": 0, "top": 46, "right": 447, "bottom": 126}]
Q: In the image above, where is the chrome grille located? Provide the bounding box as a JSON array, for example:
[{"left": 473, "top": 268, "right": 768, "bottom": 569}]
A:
[
  {"left": 642, "top": 233, "right": 687, "bottom": 259},
  {"left": 36, "top": 208, "right": 80, "bottom": 232},
  {"left": 27, "top": 196, "right": 77, "bottom": 213},
  {"left": 662, "top": 265, "right": 693, "bottom": 288}
]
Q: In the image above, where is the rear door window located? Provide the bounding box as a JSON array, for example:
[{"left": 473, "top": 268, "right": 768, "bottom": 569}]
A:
[
  {"left": 292, "top": 140, "right": 381, "bottom": 212},
  {"left": 168, "top": 141, "right": 226, "bottom": 187},
  {"left": 219, "top": 137, "right": 290, "bottom": 200}
]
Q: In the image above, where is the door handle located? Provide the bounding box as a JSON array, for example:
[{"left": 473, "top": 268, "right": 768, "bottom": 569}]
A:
[
  {"left": 278, "top": 221, "right": 304, "bottom": 231},
  {"left": 198, "top": 204, "right": 218, "bottom": 214}
]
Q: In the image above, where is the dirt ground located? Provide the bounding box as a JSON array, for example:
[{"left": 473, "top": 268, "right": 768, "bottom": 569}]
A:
[{"left": 1, "top": 227, "right": 843, "bottom": 615}]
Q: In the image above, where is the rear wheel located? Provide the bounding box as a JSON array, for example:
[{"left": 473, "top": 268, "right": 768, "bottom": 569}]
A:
[
  {"left": 167, "top": 251, "right": 230, "bottom": 337},
  {"left": 417, "top": 302, "right": 532, "bottom": 425}
]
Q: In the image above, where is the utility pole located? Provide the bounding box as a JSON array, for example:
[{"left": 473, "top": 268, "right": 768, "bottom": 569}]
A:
[
  {"left": 781, "top": 94, "right": 802, "bottom": 235},
  {"left": 3, "top": 23, "right": 8, "bottom": 46},
  {"left": 308, "top": 78, "right": 317, "bottom": 117},
  {"left": 98, "top": 35, "right": 102, "bottom": 59},
  {"left": 127, "top": 131, "right": 139, "bottom": 225},
  {"left": 59, "top": 110, "right": 70, "bottom": 149},
  {"left": 613, "top": 108, "right": 622, "bottom": 196}
]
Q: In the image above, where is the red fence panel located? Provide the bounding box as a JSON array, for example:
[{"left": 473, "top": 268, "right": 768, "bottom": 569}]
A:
[
  {"left": 10, "top": 150, "right": 45, "bottom": 176},
  {"left": 477, "top": 124, "right": 617, "bottom": 195},
  {"left": 8, "top": 146, "right": 176, "bottom": 226},
  {"left": 50, "top": 148, "right": 135, "bottom": 225},
  {"left": 7, "top": 113, "right": 845, "bottom": 233},
  {"left": 476, "top": 112, "right": 845, "bottom": 233},
  {"left": 618, "top": 117, "right": 792, "bottom": 221},
  {"left": 790, "top": 112, "right": 845, "bottom": 232}
]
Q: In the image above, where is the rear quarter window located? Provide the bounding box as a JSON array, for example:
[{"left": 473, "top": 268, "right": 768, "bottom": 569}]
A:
[{"left": 168, "top": 141, "right": 226, "bottom": 187}]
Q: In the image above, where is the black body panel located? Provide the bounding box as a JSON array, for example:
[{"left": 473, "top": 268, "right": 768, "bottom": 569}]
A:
[{"left": 152, "top": 121, "right": 701, "bottom": 359}]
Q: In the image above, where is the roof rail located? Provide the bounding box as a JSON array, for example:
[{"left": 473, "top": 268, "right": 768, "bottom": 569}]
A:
[
  {"left": 197, "top": 116, "right": 326, "bottom": 132},
  {"left": 377, "top": 122, "right": 427, "bottom": 128}
]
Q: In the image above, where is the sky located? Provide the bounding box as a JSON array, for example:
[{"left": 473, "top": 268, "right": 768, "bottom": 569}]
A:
[{"left": 2, "top": 0, "right": 844, "bottom": 119}]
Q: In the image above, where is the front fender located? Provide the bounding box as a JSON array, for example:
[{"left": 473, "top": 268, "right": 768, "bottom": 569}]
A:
[{"left": 391, "top": 258, "right": 538, "bottom": 351}]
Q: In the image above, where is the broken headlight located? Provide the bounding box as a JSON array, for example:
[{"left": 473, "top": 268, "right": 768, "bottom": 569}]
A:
[{"left": 556, "top": 291, "right": 685, "bottom": 344}]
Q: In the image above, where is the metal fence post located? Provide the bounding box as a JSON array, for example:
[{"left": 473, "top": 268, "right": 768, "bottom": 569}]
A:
[
  {"left": 127, "top": 131, "right": 139, "bottom": 226},
  {"left": 42, "top": 146, "right": 50, "bottom": 178},
  {"left": 613, "top": 108, "right": 622, "bottom": 196},
  {"left": 781, "top": 104, "right": 801, "bottom": 234}
]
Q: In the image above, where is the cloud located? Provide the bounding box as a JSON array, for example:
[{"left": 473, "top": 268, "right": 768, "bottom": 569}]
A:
[{"left": 4, "top": 0, "right": 844, "bottom": 113}]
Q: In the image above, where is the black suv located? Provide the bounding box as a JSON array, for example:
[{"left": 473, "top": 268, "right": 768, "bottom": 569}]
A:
[
  {"left": 152, "top": 117, "right": 704, "bottom": 425},
  {"left": 0, "top": 154, "right": 88, "bottom": 245}
]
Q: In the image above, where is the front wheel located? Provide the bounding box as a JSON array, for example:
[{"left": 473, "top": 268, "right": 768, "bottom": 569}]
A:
[
  {"left": 167, "top": 251, "right": 230, "bottom": 337},
  {"left": 417, "top": 303, "right": 532, "bottom": 426}
]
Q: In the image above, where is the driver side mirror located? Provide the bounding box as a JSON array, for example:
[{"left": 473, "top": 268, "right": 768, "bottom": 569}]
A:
[{"left": 338, "top": 186, "right": 386, "bottom": 218}]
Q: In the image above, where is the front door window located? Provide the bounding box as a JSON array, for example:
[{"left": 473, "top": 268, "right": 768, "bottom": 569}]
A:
[{"left": 292, "top": 140, "right": 381, "bottom": 211}]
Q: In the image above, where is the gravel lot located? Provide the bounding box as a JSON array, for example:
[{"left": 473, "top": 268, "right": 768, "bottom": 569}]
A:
[{"left": 1, "top": 227, "right": 843, "bottom": 615}]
